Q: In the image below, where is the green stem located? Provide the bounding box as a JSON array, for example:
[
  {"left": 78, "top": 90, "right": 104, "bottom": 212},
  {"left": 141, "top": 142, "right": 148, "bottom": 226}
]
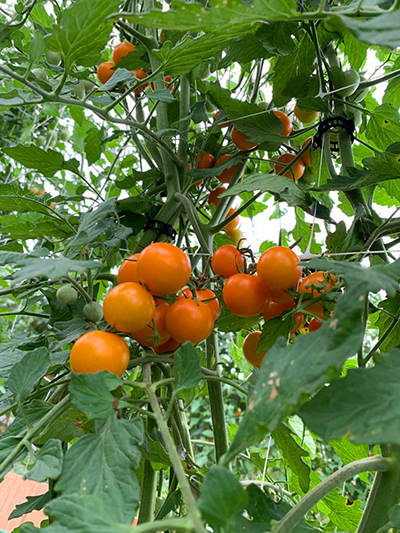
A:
[
  {"left": 127, "top": 517, "right": 194, "bottom": 533},
  {"left": 143, "top": 365, "right": 207, "bottom": 533},
  {"left": 364, "top": 309, "right": 400, "bottom": 364},
  {"left": 0, "top": 311, "right": 49, "bottom": 318},
  {"left": 138, "top": 436, "right": 158, "bottom": 523},
  {"left": 175, "top": 193, "right": 210, "bottom": 252},
  {"left": 274, "top": 456, "right": 392, "bottom": 533},
  {"left": 64, "top": 275, "right": 92, "bottom": 303},
  {"left": 358, "top": 68, "right": 400, "bottom": 90},
  {"left": 178, "top": 74, "right": 191, "bottom": 188},
  {"left": 209, "top": 192, "right": 262, "bottom": 234}
]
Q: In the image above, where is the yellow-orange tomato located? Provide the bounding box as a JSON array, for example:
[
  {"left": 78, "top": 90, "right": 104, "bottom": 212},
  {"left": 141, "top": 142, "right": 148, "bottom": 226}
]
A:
[
  {"left": 257, "top": 246, "right": 302, "bottom": 292},
  {"left": 118, "top": 253, "right": 140, "bottom": 284},
  {"left": 194, "top": 152, "right": 214, "bottom": 186},
  {"left": 137, "top": 242, "right": 191, "bottom": 296},
  {"left": 153, "top": 336, "right": 180, "bottom": 355},
  {"left": 243, "top": 331, "right": 266, "bottom": 369},
  {"left": 97, "top": 62, "right": 115, "bottom": 84},
  {"left": 224, "top": 208, "right": 239, "bottom": 233},
  {"left": 70, "top": 331, "right": 130, "bottom": 376},
  {"left": 274, "top": 153, "right": 305, "bottom": 181},
  {"left": 231, "top": 127, "right": 259, "bottom": 151},
  {"left": 274, "top": 110, "right": 293, "bottom": 136},
  {"left": 214, "top": 110, "right": 230, "bottom": 128},
  {"left": 103, "top": 282, "right": 155, "bottom": 333},
  {"left": 223, "top": 274, "right": 268, "bottom": 318},
  {"left": 309, "top": 317, "right": 323, "bottom": 332},
  {"left": 132, "top": 69, "right": 148, "bottom": 95},
  {"left": 227, "top": 228, "right": 244, "bottom": 247},
  {"left": 208, "top": 187, "right": 226, "bottom": 207},
  {"left": 113, "top": 42, "right": 135, "bottom": 64},
  {"left": 215, "top": 154, "right": 239, "bottom": 184},
  {"left": 298, "top": 271, "right": 336, "bottom": 298},
  {"left": 263, "top": 299, "right": 295, "bottom": 321},
  {"left": 178, "top": 288, "right": 219, "bottom": 320},
  {"left": 165, "top": 299, "right": 214, "bottom": 344},
  {"left": 291, "top": 312, "right": 304, "bottom": 334},
  {"left": 131, "top": 300, "right": 170, "bottom": 347},
  {"left": 211, "top": 244, "right": 245, "bottom": 278},
  {"left": 301, "top": 137, "right": 313, "bottom": 167},
  {"left": 294, "top": 105, "right": 319, "bottom": 124}
]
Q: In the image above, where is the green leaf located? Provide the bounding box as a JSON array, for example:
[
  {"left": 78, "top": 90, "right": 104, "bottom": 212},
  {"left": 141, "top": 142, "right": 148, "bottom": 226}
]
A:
[
  {"left": 116, "top": 169, "right": 162, "bottom": 189},
  {"left": 300, "top": 349, "right": 400, "bottom": 445},
  {"left": 69, "top": 198, "right": 118, "bottom": 247},
  {"left": 339, "top": 11, "right": 400, "bottom": 49},
  {"left": 215, "top": 302, "right": 261, "bottom": 333},
  {"left": 45, "top": 0, "right": 122, "bottom": 70},
  {"left": 84, "top": 126, "right": 103, "bottom": 166},
  {"left": 259, "top": 318, "right": 292, "bottom": 353},
  {"left": 31, "top": 4, "right": 54, "bottom": 28},
  {"left": 375, "top": 295, "right": 400, "bottom": 352},
  {"left": 343, "top": 31, "right": 368, "bottom": 71},
  {"left": 272, "top": 424, "right": 310, "bottom": 492},
  {"left": 2, "top": 145, "right": 75, "bottom": 177},
  {"left": 257, "top": 21, "right": 297, "bottom": 56},
  {"left": 312, "top": 163, "right": 399, "bottom": 192},
  {"left": 55, "top": 416, "right": 143, "bottom": 523},
  {"left": 69, "top": 372, "right": 122, "bottom": 420},
  {"left": 175, "top": 342, "right": 203, "bottom": 392},
  {"left": 219, "top": 33, "right": 272, "bottom": 69},
  {"left": 330, "top": 438, "right": 369, "bottom": 483},
  {"left": 26, "top": 439, "right": 63, "bottom": 482},
  {"left": 9, "top": 492, "right": 52, "bottom": 520},
  {"left": 8, "top": 348, "right": 50, "bottom": 401},
  {"left": 365, "top": 104, "right": 400, "bottom": 151},
  {"left": 29, "top": 31, "right": 45, "bottom": 64},
  {"left": 149, "top": 89, "right": 176, "bottom": 103},
  {"left": 198, "top": 466, "right": 247, "bottom": 528}
]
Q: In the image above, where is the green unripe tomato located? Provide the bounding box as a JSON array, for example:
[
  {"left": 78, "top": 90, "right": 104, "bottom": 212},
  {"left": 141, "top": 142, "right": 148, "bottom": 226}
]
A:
[
  {"left": 32, "top": 68, "right": 48, "bottom": 82},
  {"left": 258, "top": 101, "right": 269, "bottom": 110},
  {"left": 302, "top": 167, "right": 315, "bottom": 184},
  {"left": 72, "top": 81, "right": 86, "bottom": 100},
  {"left": 206, "top": 100, "right": 216, "bottom": 113},
  {"left": 37, "top": 135, "right": 46, "bottom": 147},
  {"left": 56, "top": 285, "right": 78, "bottom": 305},
  {"left": 81, "top": 79, "right": 95, "bottom": 91},
  {"left": 60, "top": 128, "right": 70, "bottom": 141},
  {"left": 329, "top": 66, "right": 360, "bottom": 97},
  {"left": 83, "top": 302, "right": 103, "bottom": 323},
  {"left": 45, "top": 50, "right": 62, "bottom": 66},
  {"left": 349, "top": 77, "right": 368, "bottom": 102},
  {"left": 346, "top": 105, "right": 363, "bottom": 127}
]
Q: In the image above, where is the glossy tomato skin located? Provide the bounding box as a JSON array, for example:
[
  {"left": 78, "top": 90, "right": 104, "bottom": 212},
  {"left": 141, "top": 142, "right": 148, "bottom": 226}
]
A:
[
  {"left": 274, "top": 154, "right": 305, "bottom": 181},
  {"left": 118, "top": 253, "right": 140, "bottom": 284},
  {"left": 103, "top": 282, "right": 155, "bottom": 333},
  {"left": 113, "top": 42, "right": 135, "bottom": 64},
  {"left": 97, "top": 62, "right": 115, "bottom": 84},
  {"left": 243, "top": 331, "right": 266, "bottom": 369},
  {"left": 263, "top": 299, "right": 295, "bottom": 321},
  {"left": 298, "top": 271, "right": 336, "bottom": 297},
  {"left": 227, "top": 229, "right": 244, "bottom": 247},
  {"left": 153, "top": 336, "right": 180, "bottom": 355},
  {"left": 257, "top": 246, "right": 302, "bottom": 292},
  {"left": 309, "top": 317, "right": 323, "bottom": 332},
  {"left": 290, "top": 312, "right": 303, "bottom": 334},
  {"left": 165, "top": 299, "right": 214, "bottom": 344},
  {"left": 231, "top": 127, "right": 259, "bottom": 150},
  {"left": 197, "top": 152, "right": 214, "bottom": 169},
  {"left": 301, "top": 137, "right": 313, "bottom": 167},
  {"left": 294, "top": 105, "right": 318, "bottom": 124},
  {"left": 274, "top": 110, "right": 293, "bottom": 136},
  {"left": 208, "top": 187, "right": 226, "bottom": 207},
  {"left": 223, "top": 274, "right": 268, "bottom": 317},
  {"left": 137, "top": 243, "right": 191, "bottom": 296},
  {"left": 304, "top": 302, "right": 324, "bottom": 319},
  {"left": 131, "top": 300, "right": 170, "bottom": 347},
  {"left": 215, "top": 155, "right": 239, "bottom": 184},
  {"left": 224, "top": 208, "right": 239, "bottom": 233},
  {"left": 132, "top": 69, "right": 148, "bottom": 95},
  {"left": 70, "top": 331, "right": 130, "bottom": 376},
  {"left": 211, "top": 245, "right": 245, "bottom": 278},
  {"left": 178, "top": 288, "right": 219, "bottom": 319}
]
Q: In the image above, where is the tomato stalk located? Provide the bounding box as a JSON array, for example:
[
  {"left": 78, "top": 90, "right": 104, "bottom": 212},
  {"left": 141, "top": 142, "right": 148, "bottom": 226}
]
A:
[{"left": 138, "top": 421, "right": 158, "bottom": 523}]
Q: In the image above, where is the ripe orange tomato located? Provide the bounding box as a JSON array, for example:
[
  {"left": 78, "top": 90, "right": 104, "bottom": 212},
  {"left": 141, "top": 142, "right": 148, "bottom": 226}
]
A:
[
  {"left": 118, "top": 253, "right": 140, "bottom": 284},
  {"left": 264, "top": 285, "right": 296, "bottom": 304},
  {"left": 299, "top": 271, "right": 336, "bottom": 298},
  {"left": 243, "top": 331, "right": 266, "bottom": 369},
  {"left": 291, "top": 312, "right": 303, "bottom": 334},
  {"left": 97, "top": 62, "right": 115, "bottom": 84},
  {"left": 224, "top": 208, "right": 239, "bottom": 233},
  {"left": 263, "top": 299, "right": 295, "bottom": 321},
  {"left": 131, "top": 300, "right": 170, "bottom": 347},
  {"left": 153, "top": 336, "right": 180, "bottom": 355},
  {"left": 257, "top": 246, "right": 302, "bottom": 292},
  {"left": 223, "top": 274, "right": 268, "bottom": 317},
  {"left": 211, "top": 245, "right": 245, "bottom": 278},
  {"left": 70, "top": 331, "right": 130, "bottom": 376},
  {"left": 208, "top": 187, "right": 226, "bottom": 207},
  {"left": 150, "top": 75, "right": 175, "bottom": 92},
  {"left": 165, "top": 299, "right": 214, "bottom": 344},
  {"left": 113, "top": 42, "right": 135, "bottom": 64},
  {"left": 137, "top": 243, "right": 191, "bottom": 296},
  {"left": 103, "top": 282, "right": 155, "bottom": 333},
  {"left": 215, "top": 154, "right": 239, "bottom": 184},
  {"left": 197, "top": 152, "right": 214, "bottom": 169},
  {"left": 214, "top": 110, "right": 230, "bottom": 128},
  {"left": 294, "top": 105, "right": 318, "bottom": 124},
  {"left": 274, "top": 153, "right": 305, "bottom": 181},
  {"left": 132, "top": 69, "right": 148, "bottom": 95},
  {"left": 301, "top": 137, "right": 313, "bottom": 167},
  {"left": 178, "top": 288, "right": 219, "bottom": 319},
  {"left": 309, "top": 317, "right": 323, "bottom": 332},
  {"left": 304, "top": 302, "right": 324, "bottom": 319},
  {"left": 274, "top": 110, "right": 293, "bottom": 136},
  {"left": 231, "top": 127, "right": 259, "bottom": 151}
]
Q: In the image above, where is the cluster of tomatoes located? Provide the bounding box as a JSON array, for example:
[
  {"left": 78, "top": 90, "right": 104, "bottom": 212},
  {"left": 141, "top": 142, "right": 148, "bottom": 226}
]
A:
[
  {"left": 97, "top": 41, "right": 174, "bottom": 94},
  {"left": 70, "top": 242, "right": 219, "bottom": 377},
  {"left": 211, "top": 243, "right": 336, "bottom": 369}
]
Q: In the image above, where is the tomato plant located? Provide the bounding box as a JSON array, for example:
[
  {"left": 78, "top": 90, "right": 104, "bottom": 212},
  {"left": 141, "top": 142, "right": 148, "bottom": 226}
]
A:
[{"left": 0, "top": 2, "right": 400, "bottom": 533}]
